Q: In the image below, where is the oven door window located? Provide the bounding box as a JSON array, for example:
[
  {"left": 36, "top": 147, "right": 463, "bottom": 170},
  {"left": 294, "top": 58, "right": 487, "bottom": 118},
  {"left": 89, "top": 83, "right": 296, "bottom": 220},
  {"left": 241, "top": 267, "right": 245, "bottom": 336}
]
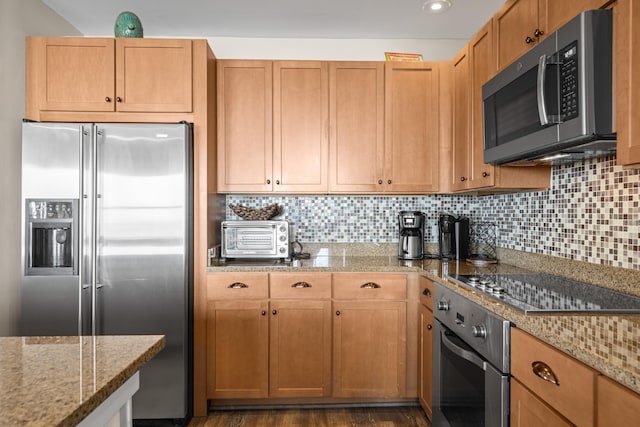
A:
[{"left": 440, "top": 329, "right": 486, "bottom": 425}]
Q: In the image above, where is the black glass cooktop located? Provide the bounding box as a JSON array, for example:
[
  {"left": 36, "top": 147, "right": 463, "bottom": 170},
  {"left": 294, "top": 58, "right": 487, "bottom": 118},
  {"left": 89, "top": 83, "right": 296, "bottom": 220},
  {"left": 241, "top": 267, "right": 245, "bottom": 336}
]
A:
[{"left": 448, "top": 273, "right": 640, "bottom": 314}]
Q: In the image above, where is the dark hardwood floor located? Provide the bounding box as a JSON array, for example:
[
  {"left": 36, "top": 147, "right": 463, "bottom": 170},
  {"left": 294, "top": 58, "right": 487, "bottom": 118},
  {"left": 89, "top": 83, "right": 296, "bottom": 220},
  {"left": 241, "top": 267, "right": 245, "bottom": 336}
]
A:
[{"left": 189, "top": 405, "right": 431, "bottom": 427}]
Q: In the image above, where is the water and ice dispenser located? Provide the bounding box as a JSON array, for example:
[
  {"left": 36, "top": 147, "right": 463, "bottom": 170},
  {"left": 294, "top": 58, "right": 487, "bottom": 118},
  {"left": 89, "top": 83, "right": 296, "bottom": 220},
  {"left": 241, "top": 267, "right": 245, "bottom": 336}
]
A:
[{"left": 25, "top": 199, "right": 78, "bottom": 275}]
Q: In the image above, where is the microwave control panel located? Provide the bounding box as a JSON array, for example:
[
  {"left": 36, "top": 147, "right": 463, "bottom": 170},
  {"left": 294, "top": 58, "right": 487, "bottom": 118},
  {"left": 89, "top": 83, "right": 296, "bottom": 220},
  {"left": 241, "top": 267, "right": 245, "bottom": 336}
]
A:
[{"left": 560, "top": 41, "right": 579, "bottom": 122}]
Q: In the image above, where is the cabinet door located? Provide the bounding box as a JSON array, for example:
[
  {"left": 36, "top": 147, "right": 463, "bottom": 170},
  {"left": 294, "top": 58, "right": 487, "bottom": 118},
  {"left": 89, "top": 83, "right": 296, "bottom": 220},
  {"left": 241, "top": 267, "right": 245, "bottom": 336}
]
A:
[
  {"left": 469, "top": 20, "right": 496, "bottom": 189},
  {"left": 31, "top": 37, "right": 115, "bottom": 112},
  {"left": 206, "top": 299, "right": 269, "bottom": 399},
  {"left": 332, "top": 300, "right": 407, "bottom": 398},
  {"left": 494, "top": 0, "right": 541, "bottom": 71},
  {"left": 273, "top": 61, "right": 329, "bottom": 193},
  {"left": 269, "top": 300, "right": 332, "bottom": 398},
  {"left": 217, "top": 60, "right": 273, "bottom": 192},
  {"left": 597, "top": 375, "right": 640, "bottom": 426},
  {"left": 115, "top": 38, "right": 192, "bottom": 112},
  {"left": 418, "top": 303, "right": 434, "bottom": 418},
  {"left": 511, "top": 378, "right": 573, "bottom": 427},
  {"left": 451, "top": 46, "right": 471, "bottom": 192},
  {"left": 384, "top": 62, "right": 440, "bottom": 193},
  {"left": 614, "top": 0, "right": 640, "bottom": 166},
  {"left": 539, "top": 0, "right": 604, "bottom": 36},
  {"left": 329, "top": 62, "right": 385, "bottom": 193}
]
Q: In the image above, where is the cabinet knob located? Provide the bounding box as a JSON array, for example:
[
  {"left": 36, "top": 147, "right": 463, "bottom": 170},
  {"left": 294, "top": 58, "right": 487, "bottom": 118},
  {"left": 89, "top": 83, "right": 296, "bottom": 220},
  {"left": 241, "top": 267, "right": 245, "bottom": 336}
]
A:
[
  {"left": 534, "top": 28, "right": 544, "bottom": 38},
  {"left": 427, "top": 324, "right": 432, "bottom": 330},
  {"left": 387, "top": 179, "right": 392, "bottom": 185},
  {"left": 105, "top": 97, "right": 111, "bottom": 103},
  {"left": 272, "top": 309, "right": 277, "bottom": 315},
  {"left": 116, "top": 96, "right": 123, "bottom": 103},
  {"left": 422, "top": 288, "right": 431, "bottom": 297},
  {"left": 378, "top": 179, "right": 383, "bottom": 185},
  {"left": 525, "top": 36, "right": 535, "bottom": 44},
  {"left": 335, "top": 310, "right": 341, "bottom": 316},
  {"left": 276, "top": 180, "right": 280, "bottom": 185},
  {"left": 482, "top": 171, "right": 490, "bottom": 178},
  {"left": 266, "top": 179, "right": 271, "bottom": 184},
  {"left": 261, "top": 310, "right": 267, "bottom": 316},
  {"left": 460, "top": 176, "right": 466, "bottom": 182}
]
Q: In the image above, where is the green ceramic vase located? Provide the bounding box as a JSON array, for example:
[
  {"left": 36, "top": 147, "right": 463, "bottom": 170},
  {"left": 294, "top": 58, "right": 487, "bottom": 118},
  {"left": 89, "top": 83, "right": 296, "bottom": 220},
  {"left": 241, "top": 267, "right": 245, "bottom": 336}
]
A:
[{"left": 114, "top": 11, "right": 143, "bottom": 38}]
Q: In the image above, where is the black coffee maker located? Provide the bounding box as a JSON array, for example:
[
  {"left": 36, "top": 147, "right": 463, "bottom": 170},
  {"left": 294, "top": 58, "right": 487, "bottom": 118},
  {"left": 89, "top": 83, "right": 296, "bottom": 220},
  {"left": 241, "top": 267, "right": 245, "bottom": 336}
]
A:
[
  {"left": 398, "top": 211, "right": 425, "bottom": 260},
  {"left": 438, "top": 214, "right": 470, "bottom": 260}
]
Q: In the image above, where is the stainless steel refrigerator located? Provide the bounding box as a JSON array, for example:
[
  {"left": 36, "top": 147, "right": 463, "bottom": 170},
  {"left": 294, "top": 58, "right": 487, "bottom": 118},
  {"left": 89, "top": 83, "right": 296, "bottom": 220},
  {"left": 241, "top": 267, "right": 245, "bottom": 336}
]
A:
[{"left": 20, "top": 121, "right": 193, "bottom": 424}]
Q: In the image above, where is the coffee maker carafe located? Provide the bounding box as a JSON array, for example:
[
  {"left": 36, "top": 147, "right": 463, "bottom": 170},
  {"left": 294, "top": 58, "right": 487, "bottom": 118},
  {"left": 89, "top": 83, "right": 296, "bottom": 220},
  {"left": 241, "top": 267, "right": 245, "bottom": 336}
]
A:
[
  {"left": 438, "top": 214, "right": 470, "bottom": 260},
  {"left": 398, "top": 211, "right": 425, "bottom": 260}
]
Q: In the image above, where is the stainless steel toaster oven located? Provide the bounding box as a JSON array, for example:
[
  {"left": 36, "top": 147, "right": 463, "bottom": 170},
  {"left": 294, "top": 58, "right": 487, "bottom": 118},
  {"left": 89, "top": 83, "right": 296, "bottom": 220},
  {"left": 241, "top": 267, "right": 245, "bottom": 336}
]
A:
[{"left": 221, "top": 220, "right": 291, "bottom": 260}]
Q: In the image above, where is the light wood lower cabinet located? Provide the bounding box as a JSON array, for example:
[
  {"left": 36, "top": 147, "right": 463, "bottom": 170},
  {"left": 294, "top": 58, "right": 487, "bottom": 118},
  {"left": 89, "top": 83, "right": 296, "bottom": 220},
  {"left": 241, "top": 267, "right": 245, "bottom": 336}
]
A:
[
  {"left": 418, "top": 276, "right": 434, "bottom": 419},
  {"left": 511, "top": 328, "right": 596, "bottom": 427},
  {"left": 597, "top": 375, "right": 640, "bottom": 425},
  {"left": 332, "top": 273, "right": 407, "bottom": 398},
  {"left": 511, "top": 378, "right": 572, "bottom": 427},
  {"left": 269, "top": 272, "right": 332, "bottom": 398}
]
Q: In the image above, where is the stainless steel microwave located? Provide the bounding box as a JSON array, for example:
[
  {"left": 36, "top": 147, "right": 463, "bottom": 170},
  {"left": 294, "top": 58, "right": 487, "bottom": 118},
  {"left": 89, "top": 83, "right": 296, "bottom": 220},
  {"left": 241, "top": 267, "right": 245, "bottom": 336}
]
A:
[
  {"left": 482, "top": 9, "right": 615, "bottom": 165},
  {"left": 221, "top": 220, "right": 291, "bottom": 259}
]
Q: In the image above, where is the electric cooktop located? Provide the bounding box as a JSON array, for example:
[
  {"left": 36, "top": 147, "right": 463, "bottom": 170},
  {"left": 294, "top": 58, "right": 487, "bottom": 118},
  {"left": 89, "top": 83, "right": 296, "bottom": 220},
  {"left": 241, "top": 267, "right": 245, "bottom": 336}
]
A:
[{"left": 447, "top": 273, "right": 640, "bottom": 314}]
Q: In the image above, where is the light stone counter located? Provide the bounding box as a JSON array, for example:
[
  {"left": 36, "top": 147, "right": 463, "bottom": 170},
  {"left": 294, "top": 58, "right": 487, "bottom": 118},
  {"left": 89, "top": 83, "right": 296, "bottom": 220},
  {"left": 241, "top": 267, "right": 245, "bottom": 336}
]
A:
[
  {"left": 207, "top": 243, "right": 640, "bottom": 395},
  {"left": 0, "top": 335, "right": 165, "bottom": 427}
]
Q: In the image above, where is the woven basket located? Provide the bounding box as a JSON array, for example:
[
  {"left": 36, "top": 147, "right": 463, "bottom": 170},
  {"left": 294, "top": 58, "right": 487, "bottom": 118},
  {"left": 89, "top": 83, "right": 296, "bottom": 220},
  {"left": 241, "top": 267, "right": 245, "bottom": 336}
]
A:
[{"left": 229, "top": 203, "right": 281, "bottom": 220}]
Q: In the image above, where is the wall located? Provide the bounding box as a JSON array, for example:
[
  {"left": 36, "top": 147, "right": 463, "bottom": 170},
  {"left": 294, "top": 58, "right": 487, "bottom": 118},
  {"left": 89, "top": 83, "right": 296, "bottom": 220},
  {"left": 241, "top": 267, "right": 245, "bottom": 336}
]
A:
[
  {"left": 226, "top": 155, "right": 640, "bottom": 271},
  {"left": 0, "top": 0, "right": 80, "bottom": 335}
]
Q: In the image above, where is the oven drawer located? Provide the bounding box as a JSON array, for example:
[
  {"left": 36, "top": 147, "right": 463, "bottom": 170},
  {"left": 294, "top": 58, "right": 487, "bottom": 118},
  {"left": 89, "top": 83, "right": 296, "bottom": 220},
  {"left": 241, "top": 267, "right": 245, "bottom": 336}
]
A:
[
  {"left": 332, "top": 273, "right": 406, "bottom": 300},
  {"left": 270, "top": 272, "right": 331, "bottom": 299},
  {"left": 207, "top": 272, "right": 269, "bottom": 300},
  {"left": 511, "top": 328, "right": 596, "bottom": 427}
]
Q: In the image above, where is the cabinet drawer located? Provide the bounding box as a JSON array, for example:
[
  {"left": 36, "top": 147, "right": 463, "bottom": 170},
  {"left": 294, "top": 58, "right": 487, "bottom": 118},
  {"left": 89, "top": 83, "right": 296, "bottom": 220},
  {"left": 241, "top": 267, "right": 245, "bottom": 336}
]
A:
[
  {"left": 511, "top": 328, "right": 596, "bottom": 427},
  {"left": 333, "top": 273, "right": 407, "bottom": 300},
  {"left": 270, "top": 272, "right": 332, "bottom": 299},
  {"left": 207, "top": 272, "right": 269, "bottom": 300},
  {"left": 418, "top": 275, "right": 435, "bottom": 310}
]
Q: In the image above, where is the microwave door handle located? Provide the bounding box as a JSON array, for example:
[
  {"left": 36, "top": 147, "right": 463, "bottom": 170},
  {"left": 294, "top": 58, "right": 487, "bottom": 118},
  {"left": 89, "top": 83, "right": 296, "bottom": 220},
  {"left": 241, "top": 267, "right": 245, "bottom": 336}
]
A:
[{"left": 537, "top": 54, "right": 550, "bottom": 126}]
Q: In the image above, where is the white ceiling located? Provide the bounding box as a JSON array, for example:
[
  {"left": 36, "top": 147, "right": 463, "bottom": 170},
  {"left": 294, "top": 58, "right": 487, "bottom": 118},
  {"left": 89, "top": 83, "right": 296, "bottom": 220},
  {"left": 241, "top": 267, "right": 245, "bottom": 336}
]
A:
[{"left": 41, "top": 0, "right": 506, "bottom": 40}]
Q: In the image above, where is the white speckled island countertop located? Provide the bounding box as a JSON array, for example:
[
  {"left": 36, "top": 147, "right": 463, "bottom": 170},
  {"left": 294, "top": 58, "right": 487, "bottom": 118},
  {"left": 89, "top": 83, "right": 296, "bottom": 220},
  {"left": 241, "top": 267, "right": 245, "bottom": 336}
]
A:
[{"left": 0, "top": 335, "right": 165, "bottom": 427}]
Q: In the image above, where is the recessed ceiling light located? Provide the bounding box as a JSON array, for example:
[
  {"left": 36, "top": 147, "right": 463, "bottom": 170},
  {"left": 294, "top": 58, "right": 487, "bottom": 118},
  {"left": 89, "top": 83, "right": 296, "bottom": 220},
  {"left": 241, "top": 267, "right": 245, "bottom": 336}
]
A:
[{"left": 422, "top": 0, "right": 452, "bottom": 14}]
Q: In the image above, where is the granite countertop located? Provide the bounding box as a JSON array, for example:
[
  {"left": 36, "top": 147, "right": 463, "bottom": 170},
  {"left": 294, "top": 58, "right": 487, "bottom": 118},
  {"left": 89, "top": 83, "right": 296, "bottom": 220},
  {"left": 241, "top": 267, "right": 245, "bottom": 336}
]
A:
[
  {"left": 0, "top": 335, "right": 165, "bottom": 427},
  {"left": 207, "top": 244, "right": 640, "bottom": 395}
]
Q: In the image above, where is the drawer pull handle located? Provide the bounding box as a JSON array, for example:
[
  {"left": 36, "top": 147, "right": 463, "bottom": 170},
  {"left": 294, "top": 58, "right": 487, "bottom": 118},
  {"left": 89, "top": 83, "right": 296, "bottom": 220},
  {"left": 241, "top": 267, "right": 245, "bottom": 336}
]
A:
[
  {"left": 228, "top": 282, "right": 248, "bottom": 289},
  {"left": 532, "top": 361, "right": 560, "bottom": 386},
  {"left": 292, "top": 281, "right": 311, "bottom": 288},
  {"left": 361, "top": 282, "right": 381, "bottom": 289}
]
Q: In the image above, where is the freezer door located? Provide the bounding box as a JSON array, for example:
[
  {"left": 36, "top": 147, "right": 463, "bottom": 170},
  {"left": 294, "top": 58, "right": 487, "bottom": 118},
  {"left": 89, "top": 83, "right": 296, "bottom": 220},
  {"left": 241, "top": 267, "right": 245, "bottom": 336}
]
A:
[
  {"left": 20, "top": 122, "right": 85, "bottom": 336},
  {"left": 94, "top": 123, "right": 192, "bottom": 420}
]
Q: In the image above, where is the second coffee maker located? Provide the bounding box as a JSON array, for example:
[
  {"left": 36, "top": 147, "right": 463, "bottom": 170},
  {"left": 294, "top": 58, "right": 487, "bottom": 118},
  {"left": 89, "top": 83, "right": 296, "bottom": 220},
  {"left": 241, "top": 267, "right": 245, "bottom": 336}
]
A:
[
  {"left": 438, "top": 213, "right": 470, "bottom": 260},
  {"left": 398, "top": 211, "right": 425, "bottom": 260}
]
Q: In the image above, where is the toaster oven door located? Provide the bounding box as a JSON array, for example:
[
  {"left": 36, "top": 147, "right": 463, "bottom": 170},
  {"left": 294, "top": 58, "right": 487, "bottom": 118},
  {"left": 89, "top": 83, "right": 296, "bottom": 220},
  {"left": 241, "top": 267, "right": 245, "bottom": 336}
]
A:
[{"left": 222, "top": 224, "right": 277, "bottom": 257}]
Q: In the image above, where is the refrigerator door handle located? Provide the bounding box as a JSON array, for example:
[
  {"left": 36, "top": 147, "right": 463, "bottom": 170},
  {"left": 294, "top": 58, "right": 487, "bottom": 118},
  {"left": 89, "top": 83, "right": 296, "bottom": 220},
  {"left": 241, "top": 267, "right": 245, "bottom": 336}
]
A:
[
  {"left": 91, "top": 126, "right": 101, "bottom": 335},
  {"left": 80, "top": 126, "right": 92, "bottom": 329}
]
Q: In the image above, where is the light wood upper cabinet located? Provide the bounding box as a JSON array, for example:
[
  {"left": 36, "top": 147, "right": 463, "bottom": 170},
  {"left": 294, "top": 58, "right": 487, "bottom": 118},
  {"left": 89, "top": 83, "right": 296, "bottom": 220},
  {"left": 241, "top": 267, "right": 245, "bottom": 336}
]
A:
[
  {"left": 329, "top": 62, "right": 385, "bottom": 193},
  {"left": 384, "top": 62, "right": 440, "bottom": 194},
  {"left": 451, "top": 46, "right": 471, "bottom": 192},
  {"left": 217, "top": 60, "right": 273, "bottom": 193},
  {"left": 613, "top": 0, "right": 640, "bottom": 166},
  {"left": 27, "top": 37, "right": 192, "bottom": 113},
  {"left": 494, "top": 0, "right": 605, "bottom": 72},
  {"left": 114, "top": 38, "right": 193, "bottom": 112},
  {"left": 273, "top": 61, "right": 329, "bottom": 193}
]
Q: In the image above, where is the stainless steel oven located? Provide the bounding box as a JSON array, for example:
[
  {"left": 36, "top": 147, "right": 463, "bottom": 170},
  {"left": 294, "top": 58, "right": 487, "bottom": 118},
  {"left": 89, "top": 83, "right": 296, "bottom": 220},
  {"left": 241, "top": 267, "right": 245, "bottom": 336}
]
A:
[{"left": 433, "top": 282, "right": 511, "bottom": 427}]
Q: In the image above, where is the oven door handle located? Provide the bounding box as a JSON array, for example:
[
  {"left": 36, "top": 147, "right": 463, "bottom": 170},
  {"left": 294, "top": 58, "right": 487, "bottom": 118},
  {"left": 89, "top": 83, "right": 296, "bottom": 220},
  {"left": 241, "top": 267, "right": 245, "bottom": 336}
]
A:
[{"left": 441, "top": 330, "right": 487, "bottom": 371}]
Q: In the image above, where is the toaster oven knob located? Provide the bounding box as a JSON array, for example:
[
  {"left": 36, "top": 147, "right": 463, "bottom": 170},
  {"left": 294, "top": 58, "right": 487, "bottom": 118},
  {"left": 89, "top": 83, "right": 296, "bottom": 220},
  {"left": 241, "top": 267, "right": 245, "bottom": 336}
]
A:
[
  {"left": 437, "top": 300, "right": 449, "bottom": 311},
  {"left": 279, "top": 235, "right": 287, "bottom": 241},
  {"left": 279, "top": 247, "right": 286, "bottom": 253},
  {"left": 472, "top": 325, "right": 487, "bottom": 339},
  {"left": 279, "top": 225, "right": 287, "bottom": 233}
]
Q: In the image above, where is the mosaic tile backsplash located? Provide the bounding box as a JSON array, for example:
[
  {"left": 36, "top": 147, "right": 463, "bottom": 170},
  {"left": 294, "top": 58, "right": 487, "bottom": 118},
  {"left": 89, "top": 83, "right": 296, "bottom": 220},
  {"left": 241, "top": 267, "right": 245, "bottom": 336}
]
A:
[{"left": 226, "top": 155, "right": 640, "bottom": 270}]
